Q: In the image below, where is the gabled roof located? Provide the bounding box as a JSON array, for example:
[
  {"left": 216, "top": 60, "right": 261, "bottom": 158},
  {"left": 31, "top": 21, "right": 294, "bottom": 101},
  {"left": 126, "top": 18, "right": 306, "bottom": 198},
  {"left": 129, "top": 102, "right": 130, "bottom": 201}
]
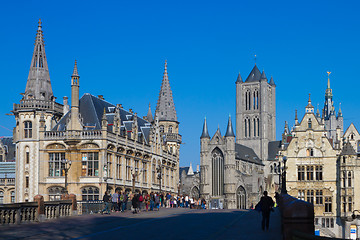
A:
[
  {"left": 268, "top": 141, "right": 282, "bottom": 161},
  {"left": 53, "top": 94, "right": 151, "bottom": 143},
  {"left": 235, "top": 143, "right": 263, "bottom": 165},
  {"left": 245, "top": 65, "right": 262, "bottom": 82},
  {"left": 341, "top": 141, "right": 356, "bottom": 155}
]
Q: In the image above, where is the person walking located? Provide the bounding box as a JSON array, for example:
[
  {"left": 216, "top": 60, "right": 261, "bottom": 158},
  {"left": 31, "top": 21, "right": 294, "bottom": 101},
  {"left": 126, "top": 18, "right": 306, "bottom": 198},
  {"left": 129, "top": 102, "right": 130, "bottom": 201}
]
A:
[
  {"left": 256, "top": 191, "right": 275, "bottom": 231},
  {"left": 112, "top": 190, "right": 119, "bottom": 212},
  {"left": 102, "top": 191, "right": 111, "bottom": 214}
]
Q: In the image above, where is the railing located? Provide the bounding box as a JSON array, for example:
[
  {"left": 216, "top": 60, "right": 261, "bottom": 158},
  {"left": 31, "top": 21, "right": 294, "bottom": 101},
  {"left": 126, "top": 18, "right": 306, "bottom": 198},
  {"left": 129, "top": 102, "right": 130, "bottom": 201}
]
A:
[
  {"left": 164, "top": 133, "right": 182, "bottom": 143},
  {"left": 44, "top": 200, "right": 72, "bottom": 219},
  {"left": 78, "top": 201, "right": 104, "bottom": 215},
  {"left": 0, "top": 202, "right": 38, "bottom": 224},
  {"left": 14, "top": 99, "right": 63, "bottom": 113},
  {"left": 44, "top": 130, "right": 102, "bottom": 140}
]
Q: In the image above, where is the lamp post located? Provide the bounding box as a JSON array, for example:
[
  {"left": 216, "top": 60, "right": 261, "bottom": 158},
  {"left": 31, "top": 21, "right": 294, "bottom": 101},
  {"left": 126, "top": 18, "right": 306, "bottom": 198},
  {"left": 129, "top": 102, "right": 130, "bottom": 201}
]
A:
[
  {"left": 103, "top": 164, "right": 109, "bottom": 192},
  {"left": 281, "top": 156, "right": 287, "bottom": 194},
  {"left": 61, "top": 159, "right": 72, "bottom": 194},
  {"left": 131, "top": 167, "right": 143, "bottom": 193},
  {"left": 156, "top": 164, "right": 162, "bottom": 194}
]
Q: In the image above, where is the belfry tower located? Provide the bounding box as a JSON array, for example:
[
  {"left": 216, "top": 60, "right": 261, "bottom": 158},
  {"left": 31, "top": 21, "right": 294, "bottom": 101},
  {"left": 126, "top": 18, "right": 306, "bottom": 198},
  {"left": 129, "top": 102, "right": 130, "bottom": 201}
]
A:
[
  {"left": 235, "top": 65, "right": 276, "bottom": 160},
  {"left": 12, "top": 20, "right": 63, "bottom": 202}
]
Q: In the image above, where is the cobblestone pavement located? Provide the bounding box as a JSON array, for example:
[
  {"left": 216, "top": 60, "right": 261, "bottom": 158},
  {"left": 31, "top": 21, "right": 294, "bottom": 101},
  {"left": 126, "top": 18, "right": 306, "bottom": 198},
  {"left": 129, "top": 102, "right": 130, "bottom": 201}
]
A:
[{"left": 0, "top": 207, "right": 282, "bottom": 240}]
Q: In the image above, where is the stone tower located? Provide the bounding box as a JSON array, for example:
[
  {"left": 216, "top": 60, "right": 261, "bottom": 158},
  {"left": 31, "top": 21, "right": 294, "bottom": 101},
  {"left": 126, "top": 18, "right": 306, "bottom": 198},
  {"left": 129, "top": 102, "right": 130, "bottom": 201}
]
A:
[
  {"left": 235, "top": 65, "right": 276, "bottom": 160},
  {"left": 155, "top": 60, "right": 181, "bottom": 156},
  {"left": 322, "top": 72, "right": 343, "bottom": 142},
  {"left": 12, "top": 20, "right": 63, "bottom": 202}
]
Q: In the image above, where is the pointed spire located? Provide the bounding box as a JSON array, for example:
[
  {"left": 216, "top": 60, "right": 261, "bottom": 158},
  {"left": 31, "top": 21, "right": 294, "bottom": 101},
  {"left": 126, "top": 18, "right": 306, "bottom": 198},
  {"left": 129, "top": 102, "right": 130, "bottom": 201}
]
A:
[
  {"left": 338, "top": 103, "right": 342, "bottom": 117},
  {"left": 260, "top": 70, "right": 267, "bottom": 80},
  {"left": 245, "top": 65, "right": 262, "bottom": 82},
  {"left": 236, "top": 72, "right": 243, "bottom": 83},
  {"left": 269, "top": 76, "right": 275, "bottom": 86},
  {"left": 147, "top": 103, "right": 154, "bottom": 123},
  {"left": 155, "top": 60, "right": 177, "bottom": 122},
  {"left": 201, "top": 117, "right": 210, "bottom": 139},
  {"left": 24, "top": 19, "right": 53, "bottom": 101},
  {"left": 295, "top": 109, "right": 299, "bottom": 125},
  {"left": 306, "top": 94, "right": 314, "bottom": 112},
  {"left": 225, "top": 115, "right": 235, "bottom": 137},
  {"left": 72, "top": 60, "right": 79, "bottom": 77},
  {"left": 187, "top": 163, "right": 194, "bottom": 176}
]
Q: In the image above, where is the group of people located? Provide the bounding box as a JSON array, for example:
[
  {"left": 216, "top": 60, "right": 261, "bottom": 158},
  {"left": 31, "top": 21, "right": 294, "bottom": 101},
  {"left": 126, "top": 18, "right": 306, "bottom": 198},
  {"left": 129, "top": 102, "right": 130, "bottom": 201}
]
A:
[{"left": 102, "top": 190, "right": 207, "bottom": 214}]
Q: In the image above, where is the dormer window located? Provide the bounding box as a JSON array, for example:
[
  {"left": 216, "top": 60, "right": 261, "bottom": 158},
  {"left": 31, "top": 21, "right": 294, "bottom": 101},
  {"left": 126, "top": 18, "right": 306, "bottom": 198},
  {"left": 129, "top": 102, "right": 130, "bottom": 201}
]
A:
[
  {"left": 308, "top": 119, "right": 312, "bottom": 129},
  {"left": 306, "top": 148, "right": 314, "bottom": 157}
]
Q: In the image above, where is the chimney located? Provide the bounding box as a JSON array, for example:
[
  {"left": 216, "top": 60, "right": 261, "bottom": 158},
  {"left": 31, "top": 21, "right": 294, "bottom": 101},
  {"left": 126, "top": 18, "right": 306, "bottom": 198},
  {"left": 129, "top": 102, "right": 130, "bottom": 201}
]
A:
[{"left": 98, "top": 95, "right": 104, "bottom": 100}]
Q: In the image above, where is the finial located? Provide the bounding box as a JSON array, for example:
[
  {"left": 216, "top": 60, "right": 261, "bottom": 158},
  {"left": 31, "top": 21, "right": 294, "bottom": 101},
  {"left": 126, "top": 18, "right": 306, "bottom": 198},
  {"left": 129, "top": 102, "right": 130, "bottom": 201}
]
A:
[
  {"left": 38, "top": 18, "right": 42, "bottom": 28},
  {"left": 72, "top": 59, "right": 79, "bottom": 76},
  {"left": 327, "top": 71, "right": 331, "bottom": 89},
  {"left": 164, "top": 60, "right": 167, "bottom": 73},
  {"left": 308, "top": 93, "right": 311, "bottom": 103},
  {"left": 295, "top": 109, "right": 298, "bottom": 120}
]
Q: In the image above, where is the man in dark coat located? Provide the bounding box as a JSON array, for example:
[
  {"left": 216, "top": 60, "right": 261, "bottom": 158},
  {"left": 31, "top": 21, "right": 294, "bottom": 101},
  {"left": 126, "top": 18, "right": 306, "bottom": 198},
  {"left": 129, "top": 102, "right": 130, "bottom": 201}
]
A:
[{"left": 257, "top": 191, "right": 274, "bottom": 231}]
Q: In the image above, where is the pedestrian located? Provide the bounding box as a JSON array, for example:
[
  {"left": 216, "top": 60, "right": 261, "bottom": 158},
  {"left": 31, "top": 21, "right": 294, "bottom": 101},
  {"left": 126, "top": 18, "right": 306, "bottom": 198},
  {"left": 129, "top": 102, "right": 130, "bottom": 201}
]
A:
[
  {"left": 122, "top": 192, "right": 128, "bottom": 212},
  {"left": 132, "top": 193, "right": 139, "bottom": 214},
  {"left": 256, "top": 191, "right": 275, "bottom": 231},
  {"left": 155, "top": 193, "right": 160, "bottom": 211},
  {"left": 150, "top": 192, "right": 155, "bottom": 211},
  {"left": 112, "top": 190, "right": 119, "bottom": 212},
  {"left": 145, "top": 193, "right": 150, "bottom": 211},
  {"left": 101, "top": 191, "right": 111, "bottom": 214},
  {"left": 185, "top": 195, "right": 189, "bottom": 208}
]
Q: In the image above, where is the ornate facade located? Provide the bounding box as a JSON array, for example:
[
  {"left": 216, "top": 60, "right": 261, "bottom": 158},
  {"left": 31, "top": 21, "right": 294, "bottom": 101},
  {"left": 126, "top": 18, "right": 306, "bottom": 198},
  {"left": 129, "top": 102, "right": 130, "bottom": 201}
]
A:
[{"left": 13, "top": 20, "right": 181, "bottom": 202}]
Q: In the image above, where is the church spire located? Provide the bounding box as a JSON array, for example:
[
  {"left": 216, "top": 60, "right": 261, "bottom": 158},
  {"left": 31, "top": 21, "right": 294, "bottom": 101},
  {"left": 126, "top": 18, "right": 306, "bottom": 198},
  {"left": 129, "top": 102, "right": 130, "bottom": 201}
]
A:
[
  {"left": 324, "top": 71, "right": 333, "bottom": 120},
  {"left": 147, "top": 103, "right": 154, "bottom": 123},
  {"left": 24, "top": 19, "right": 53, "bottom": 101},
  {"left": 201, "top": 117, "right": 210, "bottom": 138},
  {"left": 225, "top": 115, "right": 235, "bottom": 137},
  {"left": 155, "top": 60, "right": 177, "bottom": 121}
]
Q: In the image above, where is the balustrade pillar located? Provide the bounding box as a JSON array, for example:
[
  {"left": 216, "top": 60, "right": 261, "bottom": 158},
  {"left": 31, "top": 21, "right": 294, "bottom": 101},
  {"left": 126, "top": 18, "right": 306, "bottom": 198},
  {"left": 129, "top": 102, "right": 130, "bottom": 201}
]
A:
[
  {"left": 34, "top": 195, "right": 45, "bottom": 222},
  {"left": 69, "top": 194, "right": 77, "bottom": 216}
]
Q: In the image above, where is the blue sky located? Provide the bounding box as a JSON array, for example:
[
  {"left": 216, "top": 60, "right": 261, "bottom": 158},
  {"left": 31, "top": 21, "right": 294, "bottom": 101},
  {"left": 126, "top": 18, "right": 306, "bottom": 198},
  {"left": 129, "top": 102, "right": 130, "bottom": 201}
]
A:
[{"left": 1, "top": 1, "right": 360, "bottom": 167}]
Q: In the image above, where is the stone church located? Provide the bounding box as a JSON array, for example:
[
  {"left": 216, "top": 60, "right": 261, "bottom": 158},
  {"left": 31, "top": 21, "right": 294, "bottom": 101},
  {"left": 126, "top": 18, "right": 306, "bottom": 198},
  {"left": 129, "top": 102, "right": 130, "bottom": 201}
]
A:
[
  {"left": 200, "top": 65, "right": 281, "bottom": 209},
  {"left": 12, "top": 20, "right": 181, "bottom": 202}
]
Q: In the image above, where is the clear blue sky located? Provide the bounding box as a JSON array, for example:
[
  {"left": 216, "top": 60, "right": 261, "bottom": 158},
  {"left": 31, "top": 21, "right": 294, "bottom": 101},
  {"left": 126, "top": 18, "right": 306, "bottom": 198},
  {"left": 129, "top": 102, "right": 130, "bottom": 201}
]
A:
[{"left": 1, "top": 1, "right": 360, "bottom": 167}]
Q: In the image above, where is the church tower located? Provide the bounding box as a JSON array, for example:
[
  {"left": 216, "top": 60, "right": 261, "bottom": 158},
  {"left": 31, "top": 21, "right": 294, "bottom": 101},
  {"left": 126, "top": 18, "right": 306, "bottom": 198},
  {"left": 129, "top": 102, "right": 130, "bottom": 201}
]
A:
[
  {"left": 12, "top": 20, "right": 63, "bottom": 202},
  {"left": 235, "top": 65, "right": 276, "bottom": 160},
  {"left": 155, "top": 60, "right": 181, "bottom": 156}
]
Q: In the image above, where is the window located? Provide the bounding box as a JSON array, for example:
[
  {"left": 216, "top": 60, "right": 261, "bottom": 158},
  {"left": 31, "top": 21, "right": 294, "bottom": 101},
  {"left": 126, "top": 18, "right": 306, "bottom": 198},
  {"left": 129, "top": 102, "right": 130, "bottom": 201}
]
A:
[
  {"left": 315, "top": 166, "right": 323, "bottom": 181},
  {"left": 107, "top": 153, "right": 112, "bottom": 177},
  {"left": 142, "top": 162, "right": 147, "bottom": 183},
  {"left": 348, "top": 172, "right": 352, "bottom": 187},
  {"left": 245, "top": 90, "right": 251, "bottom": 110},
  {"left": 308, "top": 118, "right": 312, "bottom": 129},
  {"left": 306, "top": 148, "right": 314, "bottom": 157},
  {"left": 298, "top": 190, "right": 305, "bottom": 201},
  {"left": 316, "top": 190, "right": 323, "bottom": 204},
  {"left": 152, "top": 161, "right": 156, "bottom": 183},
  {"left": 257, "top": 118, "right": 260, "bottom": 137},
  {"left": 343, "top": 197, "right": 347, "bottom": 212},
  {"left": 0, "top": 155, "right": 2, "bottom": 162},
  {"left": 81, "top": 152, "right": 99, "bottom": 176},
  {"left": 135, "top": 160, "right": 139, "bottom": 181},
  {"left": 306, "top": 166, "right": 314, "bottom": 180},
  {"left": 212, "top": 148, "right": 224, "bottom": 196},
  {"left": 322, "top": 218, "right": 325, "bottom": 228},
  {"left": 0, "top": 191, "right": 3, "bottom": 204},
  {"left": 330, "top": 218, "right": 334, "bottom": 228},
  {"left": 244, "top": 119, "right": 248, "bottom": 138},
  {"left": 48, "top": 187, "right": 64, "bottom": 201},
  {"left": 160, "top": 125, "right": 164, "bottom": 133},
  {"left": 116, "top": 156, "right": 121, "bottom": 180},
  {"left": 307, "top": 190, "right": 314, "bottom": 204},
  {"left": 343, "top": 171, "right": 346, "bottom": 187},
  {"left": 81, "top": 187, "right": 99, "bottom": 201},
  {"left": 325, "top": 197, "right": 332, "bottom": 212},
  {"left": 25, "top": 176, "right": 29, "bottom": 188},
  {"left": 126, "top": 158, "right": 131, "bottom": 180},
  {"left": 298, "top": 166, "right": 305, "bottom": 181},
  {"left": 24, "top": 121, "right": 32, "bottom": 138},
  {"left": 349, "top": 197, "right": 352, "bottom": 212},
  {"left": 168, "top": 125, "right": 173, "bottom": 133},
  {"left": 49, "top": 152, "right": 66, "bottom": 177}
]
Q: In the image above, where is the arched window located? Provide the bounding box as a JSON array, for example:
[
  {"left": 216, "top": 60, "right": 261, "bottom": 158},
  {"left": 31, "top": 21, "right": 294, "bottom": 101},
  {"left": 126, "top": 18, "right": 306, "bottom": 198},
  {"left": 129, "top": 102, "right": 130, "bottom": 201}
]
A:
[
  {"left": 82, "top": 186, "right": 100, "bottom": 201},
  {"left": 236, "top": 186, "right": 246, "bottom": 209},
  {"left": 308, "top": 119, "right": 312, "bottom": 129},
  {"left": 253, "top": 90, "right": 259, "bottom": 110},
  {"left": 348, "top": 172, "right": 352, "bottom": 187},
  {"left": 253, "top": 118, "right": 256, "bottom": 137},
  {"left": 257, "top": 118, "right": 260, "bottom": 137},
  {"left": 244, "top": 119, "right": 248, "bottom": 138},
  {"left": 349, "top": 197, "right": 352, "bottom": 212},
  {"left": 248, "top": 118, "right": 251, "bottom": 138},
  {"left": 212, "top": 148, "right": 224, "bottom": 196},
  {"left": 168, "top": 125, "right": 173, "bottom": 133},
  {"left": 245, "top": 90, "right": 251, "bottom": 110},
  {"left": 24, "top": 121, "right": 32, "bottom": 138},
  {"left": 25, "top": 146, "right": 30, "bottom": 164},
  {"left": 10, "top": 191, "right": 15, "bottom": 203},
  {"left": 160, "top": 125, "right": 164, "bottom": 133},
  {"left": 48, "top": 186, "right": 65, "bottom": 201},
  {"left": 343, "top": 171, "right": 346, "bottom": 187}
]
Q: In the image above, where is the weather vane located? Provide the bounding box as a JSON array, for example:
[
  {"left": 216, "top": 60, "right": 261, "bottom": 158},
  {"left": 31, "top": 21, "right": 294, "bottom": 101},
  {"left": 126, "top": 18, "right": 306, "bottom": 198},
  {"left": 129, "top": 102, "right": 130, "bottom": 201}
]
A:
[{"left": 327, "top": 71, "right": 331, "bottom": 78}]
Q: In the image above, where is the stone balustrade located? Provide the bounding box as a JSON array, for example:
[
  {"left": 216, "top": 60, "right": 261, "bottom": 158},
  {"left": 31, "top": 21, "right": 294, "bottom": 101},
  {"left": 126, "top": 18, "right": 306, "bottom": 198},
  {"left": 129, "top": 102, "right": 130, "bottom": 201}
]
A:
[
  {"left": 44, "top": 130, "right": 102, "bottom": 140},
  {"left": 164, "top": 133, "right": 182, "bottom": 143},
  {"left": 14, "top": 99, "right": 63, "bottom": 113},
  {"left": 0, "top": 194, "right": 76, "bottom": 225}
]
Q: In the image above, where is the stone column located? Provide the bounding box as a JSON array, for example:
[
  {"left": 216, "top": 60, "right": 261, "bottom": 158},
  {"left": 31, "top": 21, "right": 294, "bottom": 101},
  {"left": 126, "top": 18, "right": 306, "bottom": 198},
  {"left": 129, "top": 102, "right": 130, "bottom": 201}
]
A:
[
  {"left": 34, "top": 194, "right": 45, "bottom": 222},
  {"left": 69, "top": 193, "right": 77, "bottom": 216}
]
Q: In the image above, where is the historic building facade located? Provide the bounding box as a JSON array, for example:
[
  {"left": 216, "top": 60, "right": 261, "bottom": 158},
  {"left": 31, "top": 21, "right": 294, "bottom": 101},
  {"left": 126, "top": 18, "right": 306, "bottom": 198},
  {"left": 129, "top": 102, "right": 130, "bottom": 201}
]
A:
[
  {"left": 13, "top": 20, "right": 181, "bottom": 202},
  {"left": 200, "top": 65, "right": 281, "bottom": 209},
  {"left": 0, "top": 137, "right": 16, "bottom": 203}
]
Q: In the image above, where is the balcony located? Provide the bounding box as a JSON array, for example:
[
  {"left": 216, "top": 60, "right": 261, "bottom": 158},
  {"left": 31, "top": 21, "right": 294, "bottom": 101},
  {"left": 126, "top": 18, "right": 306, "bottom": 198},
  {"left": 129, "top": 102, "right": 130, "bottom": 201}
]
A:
[
  {"left": 164, "top": 133, "right": 182, "bottom": 143},
  {"left": 14, "top": 99, "right": 63, "bottom": 114}
]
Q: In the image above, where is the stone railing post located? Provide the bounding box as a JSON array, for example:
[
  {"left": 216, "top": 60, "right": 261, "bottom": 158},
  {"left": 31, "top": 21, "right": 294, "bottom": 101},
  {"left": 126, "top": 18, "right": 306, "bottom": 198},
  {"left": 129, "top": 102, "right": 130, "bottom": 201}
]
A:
[
  {"left": 34, "top": 195, "right": 45, "bottom": 222},
  {"left": 69, "top": 194, "right": 77, "bottom": 216}
]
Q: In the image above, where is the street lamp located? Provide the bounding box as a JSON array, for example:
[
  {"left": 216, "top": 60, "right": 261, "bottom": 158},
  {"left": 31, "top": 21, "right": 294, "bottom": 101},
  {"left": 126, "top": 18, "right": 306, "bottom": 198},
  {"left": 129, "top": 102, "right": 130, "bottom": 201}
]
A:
[
  {"left": 156, "top": 164, "right": 162, "bottom": 194},
  {"left": 131, "top": 167, "right": 143, "bottom": 193},
  {"left": 61, "top": 159, "right": 72, "bottom": 194},
  {"left": 281, "top": 156, "right": 287, "bottom": 194},
  {"left": 103, "top": 164, "right": 109, "bottom": 192}
]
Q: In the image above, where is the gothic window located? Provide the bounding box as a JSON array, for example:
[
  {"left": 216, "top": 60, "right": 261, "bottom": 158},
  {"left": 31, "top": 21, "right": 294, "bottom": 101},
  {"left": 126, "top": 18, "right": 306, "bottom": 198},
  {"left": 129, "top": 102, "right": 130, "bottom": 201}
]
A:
[
  {"left": 315, "top": 166, "right": 323, "bottom": 181},
  {"left": 308, "top": 119, "right": 312, "bottom": 129},
  {"left": 116, "top": 156, "right": 121, "bottom": 180},
  {"left": 245, "top": 90, "right": 251, "bottom": 110},
  {"left": 316, "top": 190, "right": 323, "bottom": 204},
  {"left": 49, "top": 152, "right": 66, "bottom": 177},
  {"left": 81, "top": 152, "right": 99, "bottom": 177},
  {"left": 349, "top": 197, "right": 352, "bottom": 212},
  {"left": 212, "top": 148, "right": 224, "bottom": 196},
  {"left": 298, "top": 166, "right": 305, "bottom": 181},
  {"left": 25, "top": 147, "right": 30, "bottom": 164},
  {"left": 307, "top": 190, "right": 314, "bottom": 204},
  {"left": 106, "top": 153, "right": 112, "bottom": 177},
  {"left": 306, "top": 166, "right": 314, "bottom": 180},
  {"left": 48, "top": 187, "right": 65, "bottom": 201},
  {"left": 348, "top": 171, "right": 352, "bottom": 187},
  {"left": 24, "top": 121, "right": 32, "bottom": 138},
  {"left": 244, "top": 119, "right": 248, "bottom": 138},
  {"left": 343, "top": 197, "right": 347, "bottom": 212},
  {"left": 253, "top": 90, "right": 259, "bottom": 110},
  {"left": 248, "top": 118, "right": 251, "bottom": 138},
  {"left": 126, "top": 158, "right": 131, "bottom": 180},
  {"left": 253, "top": 118, "right": 256, "bottom": 137},
  {"left": 142, "top": 162, "right": 147, "bottom": 183},
  {"left": 244, "top": 118, "right": 251, "bottom": 138},
  {"left": 325, "top": 197, "right": 332, "bottom": 212},
  {"left": 81, "top": 187, "right": 100, "bottom": 201},
  {"left": 343, "top": 171, "right": 346, "bottom": 187},
  {"left": 236, "top": 186, "right": 246, "bottom": 209},
  {"left": 168, "top": 125, "right": 173, "bottom": 133},
  {"left": 152, "top": 160, "right": 156, "bottom": 183},
  {"left": 160, "top": 125, "right": 164, "bottom": 133},
  {"left": 298, "top": 190, "right": 305, "bottom": 201},
  {"left": 257, "top": 118, "right": 260, "bottom": 137}
]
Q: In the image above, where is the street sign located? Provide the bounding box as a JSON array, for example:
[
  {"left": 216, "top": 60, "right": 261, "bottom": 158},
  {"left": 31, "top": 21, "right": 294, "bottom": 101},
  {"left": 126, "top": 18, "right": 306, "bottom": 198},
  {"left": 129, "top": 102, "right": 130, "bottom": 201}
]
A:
[{"left": 350, "top": 225, "right": 357, "bottom": 240}]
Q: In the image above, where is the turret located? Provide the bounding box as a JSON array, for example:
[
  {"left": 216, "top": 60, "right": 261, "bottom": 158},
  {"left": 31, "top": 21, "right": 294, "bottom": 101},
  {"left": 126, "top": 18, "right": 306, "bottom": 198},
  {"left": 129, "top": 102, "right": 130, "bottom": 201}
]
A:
[
  {"left": 225, "top": 115, "right": 235, "bottom": 138},
  {"left": 69, "top": 60, "right": 82, "bottom": 130}
]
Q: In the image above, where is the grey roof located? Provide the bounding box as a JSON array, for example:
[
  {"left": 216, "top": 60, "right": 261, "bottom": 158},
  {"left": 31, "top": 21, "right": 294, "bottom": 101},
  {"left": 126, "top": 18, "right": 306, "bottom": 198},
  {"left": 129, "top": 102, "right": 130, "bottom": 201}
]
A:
[
  {"left": 269, "top": 76, "right": 275, "bottom": 86},
  {"left": 155, "top": 61, "right": 177, "bottom": 122},
  {"left": 245, "top": 65, "right": 262, "bottom": 82},
  {"left": 0, "top": 162, "right": 16, "bottom": 178},
  {"left": 225, "top": 116, "right": 235, "bottom": 137},
  {"left": 0, "top": 137, "right": 15, "bottom": 162},
  {"left": 260, "top": 70, "right": 267, "bottom": 80},
  {"left": 235, "top": 144, "right": 263, "bottom": 165},
  {"left": 268, "top": 141, "right": 282, "bottom": 161},
  {"left": 53, "top": 94, "right": 151, "bottom": 144},
  {"left": 236, "top": 72, "right": 243, "bottom": 83},
  {"left": 341, "top": 141, "right": 356, "bottom": 155},
  {"left": 24, "top": 19, "right": 53, "bottom": 101},
  {"left": 200, "top": 118, "right": 210, "bottom": 138}
]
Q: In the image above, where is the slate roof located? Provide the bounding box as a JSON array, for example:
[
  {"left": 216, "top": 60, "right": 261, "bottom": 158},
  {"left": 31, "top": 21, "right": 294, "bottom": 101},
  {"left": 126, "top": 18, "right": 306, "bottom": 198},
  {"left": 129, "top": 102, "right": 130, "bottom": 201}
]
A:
[
  {"left": 268, "top": 141, "right": 282, "bottom": 161},
  {"left": 245, "top": 65, "right": 262, "bottom": 82},
  {"left": 235, "top": 143, "right": 263, "bottom": 165},
  {"left": 0, "top": 162, "right": 15, "bottom": 178},
  {"left": 0, "top": 137, "right": 15, "bottom": 162},
  {"left": 341, "top": 141, "right": 356, "bottom": 155},
  {"left": 53, "top": 94, "right": 152, "bottom": 144}
]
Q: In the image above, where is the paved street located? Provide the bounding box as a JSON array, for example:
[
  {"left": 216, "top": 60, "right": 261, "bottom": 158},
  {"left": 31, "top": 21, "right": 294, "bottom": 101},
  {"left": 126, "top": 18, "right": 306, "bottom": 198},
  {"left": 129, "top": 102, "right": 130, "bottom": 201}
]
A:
[{"left": 0, "top": 208, "right": 281, "bottom": 240}]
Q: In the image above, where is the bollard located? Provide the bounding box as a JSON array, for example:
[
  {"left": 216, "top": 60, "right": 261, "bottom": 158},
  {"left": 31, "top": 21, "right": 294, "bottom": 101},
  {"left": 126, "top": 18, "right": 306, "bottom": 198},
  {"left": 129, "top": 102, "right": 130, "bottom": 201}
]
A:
[
  {"left": 34, "top": 195, "right": 46, "bottom": 222},
  {"left": 69, "top": 194, "right": 77, "bottom": 216}
]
